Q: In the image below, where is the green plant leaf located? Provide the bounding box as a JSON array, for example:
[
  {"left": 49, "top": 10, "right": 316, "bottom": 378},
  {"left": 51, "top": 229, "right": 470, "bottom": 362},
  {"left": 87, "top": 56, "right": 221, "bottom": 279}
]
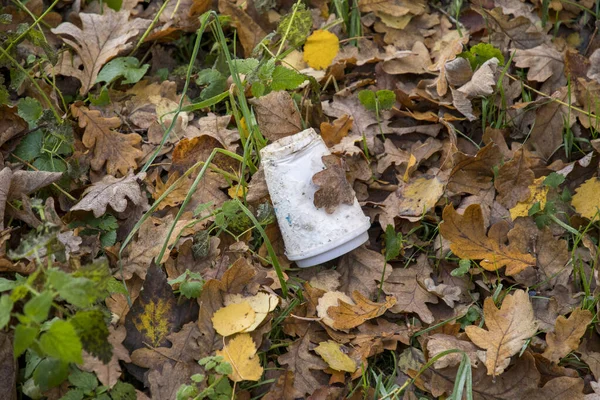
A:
[
  {"left": 271, "top": 66, "right": 307, "bottom": 91},
  {"left": 47, "top": 269, "right": 98, "bottom": 308},
  {"left": 96, "top": 57, "right": 149, "bottom": 85},
  {"left": 251, "top": 81, "right": 266, "bottom": 98},
  {"left": 18, "top": 97, "right": 43, "bottom": 128},
  {"left": 460, "top": 43, "right": 505, "bottom": 70},
  {"left": 14, "top": 324, "right": 39, "bottom": 357},
  {"left": 71, "top": 310, "right": 112, "bottom": 363},
  {"left": 33, "top": 358, "right": 70, "bottom": 391},
  {"left": 180, "top": 281, "right": 203, "bottom": 299},
  {"left": 277, "top": 3, "right": 312, "bottom": 47},
  {"left": 100, "top": 230, "right": 117, "bottom": 247},
  {"left": 0, "top": 295, "right": 13, "bottom": 329},
  {"left": 110, "top": 381, "right": 137, "bottom": 400},
  {"left": 60, "top": 389, "right": 86, "bottom": 400},
  {"left": 0, "top": 277, "right": 17, "bottom": 292},
  {"left": 13, "top": 130, "right": 43, "bottom": 162},
  {"left": 39, "top": 320, "right": 83, "bottom": 363},
  {"left": 24, "top": 291, "right": 54, "bottom": 324},
  {"left": 33, "top": 154, "right": 67, "bottom": 172},
  {"left": 358, "top": 90, "right": 377, "bottom": 111},
  {"left": 544, "top": 172, "right": 565, "bottom": 188},
  {"left": 105, "top": 0, "right": 122, "bottom": 11},
  {"left": 452, "top": 259, "right": 471, "bottom": 277},
  {"left": 68, "top": 368, "right": 98, "bottom": 392},
  {"left": 384, "top": 225, "right": 402, "bottom": 262},
  {"left": 376, "top": 90, "right": 396, "bottom": 110},
  {"left": 229, "top": 58, "right": 259, "bottom": 75},
  {"left": 89, "top": 87, "right": 110, "bottom": 106},
  {"left": 196, "top": 69, "right": 227, "bottom": 100}
]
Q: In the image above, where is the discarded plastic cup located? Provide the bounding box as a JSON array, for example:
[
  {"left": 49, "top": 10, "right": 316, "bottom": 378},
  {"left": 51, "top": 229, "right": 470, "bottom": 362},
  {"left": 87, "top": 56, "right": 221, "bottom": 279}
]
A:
[{"left": 260, "top": 128, "right": 371, "bottom": 267}]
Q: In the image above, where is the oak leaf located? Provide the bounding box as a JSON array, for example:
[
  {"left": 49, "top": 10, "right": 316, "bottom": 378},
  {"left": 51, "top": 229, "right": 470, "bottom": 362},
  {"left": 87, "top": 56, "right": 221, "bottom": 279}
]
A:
[
  {"left": 320, "top": 115, "right": 353, "bottom": 147},
  {"left": 572, "top": 177, "right": 600, "bottom": 220},
  {"left": 250, "top": 91, "right": 302, "bottom": 141},
  {"left": 509, "top": 177, "right": 549, "bottom": 220},
  {"left": 51, "top": 9, "right": 150, "bottom": 95},
  {"left": 338, "top": 246, "right": 392, "bottom": 299},
  {"left": 440, "top": 204, "right": 536, "bottom": 275},
  {"left": 494, "top": 149, "right": 535, "bottom": 208},
  {"left": 216, "top": 333, "right": 263, "bottom": 382},
  {"left": 523, "top": 376, "right": 584, "bottom": 400},
  {"left": 71, "top": 171, "right": 148, "bottom": 217},
  {"left": 71, "top": 105, "right": 143, "bottom": 176},
  {"left": 314, "top": 341, "right": 357, "bottom": 372},
  {"left": 326, "top": 291, "right": 396, "bottom": 331},
  {"left": 542, "top": 308, "right": 593, "bottom": 363},
  {"left": 465, "top": 289, "right": 537, "bottom": 376},
  {"left": 312, "top": 154, "right": 355, "bottom": 213},
  {"left": 513, "top": 44, "right": 564, "bottom": 84}
]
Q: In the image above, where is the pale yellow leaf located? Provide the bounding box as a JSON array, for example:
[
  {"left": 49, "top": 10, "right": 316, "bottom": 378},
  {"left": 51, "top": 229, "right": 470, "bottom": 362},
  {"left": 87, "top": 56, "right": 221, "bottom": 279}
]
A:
[
  {"left": 314, "top": 341, "right": 357, "bottom": 372},
  {"left": 510, "top": 177, "right": 548, "bottom": 220},
  {"left": 303, "top": 30, "right": 339, "bottom": 70},
  {"left": 211, "top": 302, "right": 255, "bottom": 337},
  {"left": 224, "top": 292, "right": 279, "bottom": 333},
  {"left": 216, "top": 333, "right": 263, "bottom": 382},
  {"left": 572, "top": 177, "right": 600, "bottom": 220}
]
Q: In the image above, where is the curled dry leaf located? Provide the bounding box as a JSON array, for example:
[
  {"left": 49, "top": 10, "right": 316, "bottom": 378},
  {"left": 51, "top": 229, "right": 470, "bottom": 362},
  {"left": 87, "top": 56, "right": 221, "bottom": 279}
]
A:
[
  {"left": 542, "top": 308, "right": 593, "bottom": 363},
  {"left": 71, "top": 171, "right": 147, "bottom": 217},
  {"left": 312, "top": 154, "right": 355, "bottom": 214},
  {"left": 326, "top": 291, "right": 396, "bottom": 331},
  {"left": 71, "top": 105, "right": 143, "bottom": 176},
  {"left": 216, "top": 333, "right": 264, "bottom": 382},
  {"left": 465, "top": 289, "right": 537, "bottom": 376},
  {"left": 320, "top": 114, "right": 353, "bottom": 147},
  {"left": 440, "top": 204, "right": 536, "bottom": 275},
  {"left": 51, "top": 9, "right": 150, "bottom": 95}
]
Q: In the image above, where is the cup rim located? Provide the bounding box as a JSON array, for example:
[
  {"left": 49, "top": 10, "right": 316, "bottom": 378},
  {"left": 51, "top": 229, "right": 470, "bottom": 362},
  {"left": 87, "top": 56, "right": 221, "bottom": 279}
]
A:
[{"left": 260, "top": 128, "right": 320, "bottom": 161}]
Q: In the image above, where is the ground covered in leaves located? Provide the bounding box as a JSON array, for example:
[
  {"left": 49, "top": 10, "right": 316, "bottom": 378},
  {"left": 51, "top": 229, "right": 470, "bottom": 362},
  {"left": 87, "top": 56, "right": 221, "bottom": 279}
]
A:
[{"left": 2, "top": 0, "right": 600, "bottom": 399}]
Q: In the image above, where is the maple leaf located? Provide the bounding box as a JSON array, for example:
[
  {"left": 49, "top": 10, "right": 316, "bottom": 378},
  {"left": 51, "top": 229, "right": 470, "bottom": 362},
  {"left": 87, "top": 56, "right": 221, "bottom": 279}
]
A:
[
  {"left": 440, "top": 204, "right": 536, "bottom": 275},
  {"left": 312, "top": 154, "right": 355, "bottom": 213},
  {"left": 216, "top": 333, "right": 264, "bottom": 382},
  {"left": 326, "top": 291, "right": 396, "bottom": 331},
  {"left": 71, "top": 104, "right": 143, "bottom": 176},
  {"left": 51, "top": 9, "right": 150, "bottom": 95},
  {"left": 250, "top": 91, "right": 302, "bottom": 141},
  {"left": 465, "top": 289, "right": 537, "bottom": 376},
  {"left": 542, "top": 308, "right": 593, "bottom": 363},
  {"left": 71, "top": 171, "right": 148, "bottom": 217},
  {"left": 572, "top": 177, "right": 600, "bottom": 220}
]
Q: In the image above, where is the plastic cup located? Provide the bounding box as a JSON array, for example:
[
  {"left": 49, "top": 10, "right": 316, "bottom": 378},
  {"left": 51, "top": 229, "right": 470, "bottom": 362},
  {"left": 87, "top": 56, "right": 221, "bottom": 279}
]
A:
[{"left": 260, "top": 128, "right": 371, "bottom": 267}]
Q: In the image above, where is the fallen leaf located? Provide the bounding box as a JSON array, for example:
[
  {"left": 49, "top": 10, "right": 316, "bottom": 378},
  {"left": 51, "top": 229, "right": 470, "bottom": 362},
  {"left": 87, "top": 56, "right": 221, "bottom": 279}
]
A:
[
  {"left": 327, "top": 291, "right": 396, "bottom": 331},
  {"left": 542, "top": 308, "right": 593, "bottom": 363},
  {"left": 423, "top": 278, "right": 461, "bottom": 308},
  {"left": 0, "top": 332, "right": 16, "bottom": 400},
  {"left": 51, "top": 9, "right": 150, "bottom": 95},
  {"left": 314, "top": 341, "right": 357, "bottom": 372},
  {"left": 509, "top": 177, "right": 549, "bottom": 220},
  {"left": 320, "top": 115, "right": 353, "bottom": 147},
  {"left": 382, "top": 41, "right": 432, "bottom": 75},
  {"left": 483, "top": 8, "right": 547, "bottom": 50},
  {"left": 572, "top": 177, "right": 600, "bottom": 220},
  {"left": 218, "top": 0, "right": 267, "bottom": 57},
  {"left": 311, "top": 154, "right": 355, "bottom": 213},
  {"left": 426, "top": 334, "right": 479, "bottom": 369},
  {"left": 495, "top": 149, "right": 535, "bottom": 208},
  {"left": 358, "top": 0, "right": 427, "bottom": 17},
  {"left": 452, "top": 58, "right": 498, "bottom": 120},
  {"left": 428, "top": 35, "right": 469, "bottom": 96},
  {"left": 211, "top": 302, "right": 256, "bottom": 337},
  {"left": 440, "top": 204, "right": 536, "bottom": 275},
  {"left": 377, "top": 138, "right": 411, "bottom": 174},
  {"left": 81, "top": 326, "right": 131, "bottom": 388},
  {"left": 303, "top": 30, "right": 340, "bottom": 70},
  {"left": 71, "top": 171, "right": 147, "bottom": 217},
  {"left": 380, "top": 175, "right": 444, "bottom": 224},
  {"left": 130, "top": 322, "right": 202, "bottom": 368},
  {"left": 250, "top": 91, "right": 302, "bottom": 141},
  {"left": 523, "top": 376, "right": 584, "bottom": 400},
  {"left": 224, "top": 292, "right": 279, "bottom": 333},
  {"left": 383, "top": 254, "right": 438, "bottom": 323},
  {"left": 338, "top": 246, "right": 392, "bottom": 299},
  {"left": 71, "top": 104, "right": 143, "bottom": 176},
  {"left": 216, "top": 333, "right": 264, "bottom": 382},
  {"left": 513, "top": 44, "right": 565, "bottom": 84},
  {"left": 447, "top": 143, "right": 503, "bottom": 196},
  {"left": 316, "top": 291, "right": 353, "bottom": 328},
  {"left": 465, "top": 289, "right": 537, "bottom": 376}
]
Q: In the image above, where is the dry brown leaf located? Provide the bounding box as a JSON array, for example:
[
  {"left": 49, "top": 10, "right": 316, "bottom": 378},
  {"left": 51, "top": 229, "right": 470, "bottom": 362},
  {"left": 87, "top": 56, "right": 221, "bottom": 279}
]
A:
[
  {"left": 81, "top": 327, "right": 131, "bottom": 388},
  {"left": 426, "top": 334, "right": 479, "bottom": 369},
  {"left": 218, "top": 0, "right": 267, "bottom": 57},
  {"left": 51, "top": 9, "right": 150, "bottom": 95},
  {"left": 513, "top": 44, "right": 565, "bottom": 84},
  {"left": 465, "top": 289, "right": 537, "bottom": 376},
  {"left": 483, "top": 7, "right": 548, "bottom": 50},
  {"left": 71, "top": 104, "right": 143, "bottom": 176},
  {"left": 377, "top": 139, "right": 411, "bottom": 174},
  {"left": 524, "top": 376, "right": 585, "bottom": 400},
  {"left": 382, "top": 41, "right": 432, "bottom": 75},
  {"left": 447, "top": 143, "right": 503, "bottom": 196},
  {"left": 423, "top": 278, "right": 461, "bottom": 308},
  {"left": 495, "top": 149, "right": 535, "bottom": 208},
  {"left": 320, "top": 115, "right": 353, "bottom": 147},
  {"left": 327, "top": 291, "right": 396, "bottom": 331},
  {"left": 380, "top": 175, "right": 445, "bottom": 225},
  {"left": 338, "top": 246, "right": 392, "bottom": 299},
  {"left": 317, "top": 291, "right": 354, "bottom": 328},
  {"left": 383, "top": 254, "right": 438, "bottom": 323},
  {"left": 542, "top": 308, "right": 593, "bottom": 363},
  {"left": 312, "top": 155, "right": 355, "bottom": 214},
  {"left": 250, "top": 91, "right": 302, "bottom": 142},
  {"left": 322, "top": 92, "right": 378, "bottom": 139},
  {"left": 71, "top": 171, "right": 147, "bottom": 217},
  {"left": 359, "top": 0, "right": 427, "bottom": 17},
  {"left": 440, "top": 204, "right": 536, "bottom": 275},
  {"left": 428, "top": 35, "right": 469, "bottom": 96},
  {"left": 452, "top": 58, "right": 498, "bottom": 120}
]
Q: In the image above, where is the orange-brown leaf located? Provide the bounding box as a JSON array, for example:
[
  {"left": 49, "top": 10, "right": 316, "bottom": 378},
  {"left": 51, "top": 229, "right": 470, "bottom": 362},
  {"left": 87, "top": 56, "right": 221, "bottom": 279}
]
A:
[
  {"left": 328, "top": 291, "right": 396, "bottom": 330},
  {"left": 320, "top": 115, "right": 353, "bottom": 147},
  {"left": 542, "top": 308, "right": 593, "bottom": 363}
]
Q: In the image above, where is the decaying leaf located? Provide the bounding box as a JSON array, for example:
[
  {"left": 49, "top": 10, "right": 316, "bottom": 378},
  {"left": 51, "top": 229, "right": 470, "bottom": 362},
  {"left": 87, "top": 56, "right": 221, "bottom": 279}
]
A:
[
  {"left": 572, "top": 177, "right": 600, "bottom": 220},
  {"left": 495, "top": 149, "right": 535, "bottom": 209},
  {"left": 51, "top": 9, "right": 150, "bottom": 94},
  {"left": 314, "top": 341, "right": 357, "bottom": 372},
  {"left": 81, "top": 326, "right": 131, "bottom": 388},
  {"left": 465, "top": 289, "right": 537, "bottom": 376},
  {"left": 250, "top": 91, "right": 302, "bottom": 141},
  {"left": 71, "top": 104, "right": 143, "bottom": 175},
  {"left": 326, "top": 291, "right": 396, "bottom": 331},
  {"left": 312, "top": 154, "right": 355, "bottom": 213},
  {"left": 542, "top": 308, "right": 593, "bottom": 363},
  {"left": 440, "top": 204, "right": 536, "bottom": 275},
  {"left": 509, "top": 176, "right": 549, "bottom": 220},
  {"left": 216, "top": 333, "right": 264, "bottom": 382},
  {"left": 338, "top": 246, "right": 392, "bottom": 299}
]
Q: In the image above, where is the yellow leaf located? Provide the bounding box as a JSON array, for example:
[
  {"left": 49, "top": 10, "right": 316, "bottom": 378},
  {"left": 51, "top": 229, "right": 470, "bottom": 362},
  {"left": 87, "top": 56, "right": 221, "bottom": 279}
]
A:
[
  {"left": 509, "top": 177, "right": 548, "bottom": 220},
  {"left": 403, "top": 154, "right": 417, "bottom": 182},
  {"left": 228, "top": 184, "right": 247, "bottom": 199},
  {"left": 327, "top": 291, "right": 396, "bottom": 331},
  {"left": 224, "top": 292, "right": 279, "bottom": 333},
  {"left": 303, "top": 30, "right": 339, "bottom": 70},
  {"left": 542, "top": 308, "right": 593, "bottom": 363},
  {"left": 314, "top": 341, "right": 357, "bottom": 372},
  {"left": 216, "top": 333, "right": 264, "bottom": 382},
  {"left": 572, "top": 177, "right": 600, "bottom": 220},
  {"left": 440, "top": 204, "right": 536, "bottom": 275},
  {"left": 211, "top": 302, "right": 255, "bottom": 336},
  {"left": 465, "top": 290, "right": 537, "bottom": 376}
]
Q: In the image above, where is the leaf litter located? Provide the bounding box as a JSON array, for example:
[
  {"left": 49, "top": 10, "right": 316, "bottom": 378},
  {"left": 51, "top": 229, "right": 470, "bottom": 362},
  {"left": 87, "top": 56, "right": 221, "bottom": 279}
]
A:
[{"left": 2, "top": 0, "right": 600, "bottom": 399}]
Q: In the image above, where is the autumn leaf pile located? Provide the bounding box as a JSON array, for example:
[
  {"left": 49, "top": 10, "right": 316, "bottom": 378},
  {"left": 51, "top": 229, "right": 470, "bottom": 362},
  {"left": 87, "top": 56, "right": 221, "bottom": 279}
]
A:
[{"left": 3, "top": 0, "right": 600, "bottom": 398}]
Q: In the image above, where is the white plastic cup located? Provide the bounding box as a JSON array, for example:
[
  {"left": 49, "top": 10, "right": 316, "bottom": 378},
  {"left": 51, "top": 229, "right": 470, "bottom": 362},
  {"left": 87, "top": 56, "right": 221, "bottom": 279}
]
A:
[{"left": 260, "top": 128, "right": 371, "bottom": 267}]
